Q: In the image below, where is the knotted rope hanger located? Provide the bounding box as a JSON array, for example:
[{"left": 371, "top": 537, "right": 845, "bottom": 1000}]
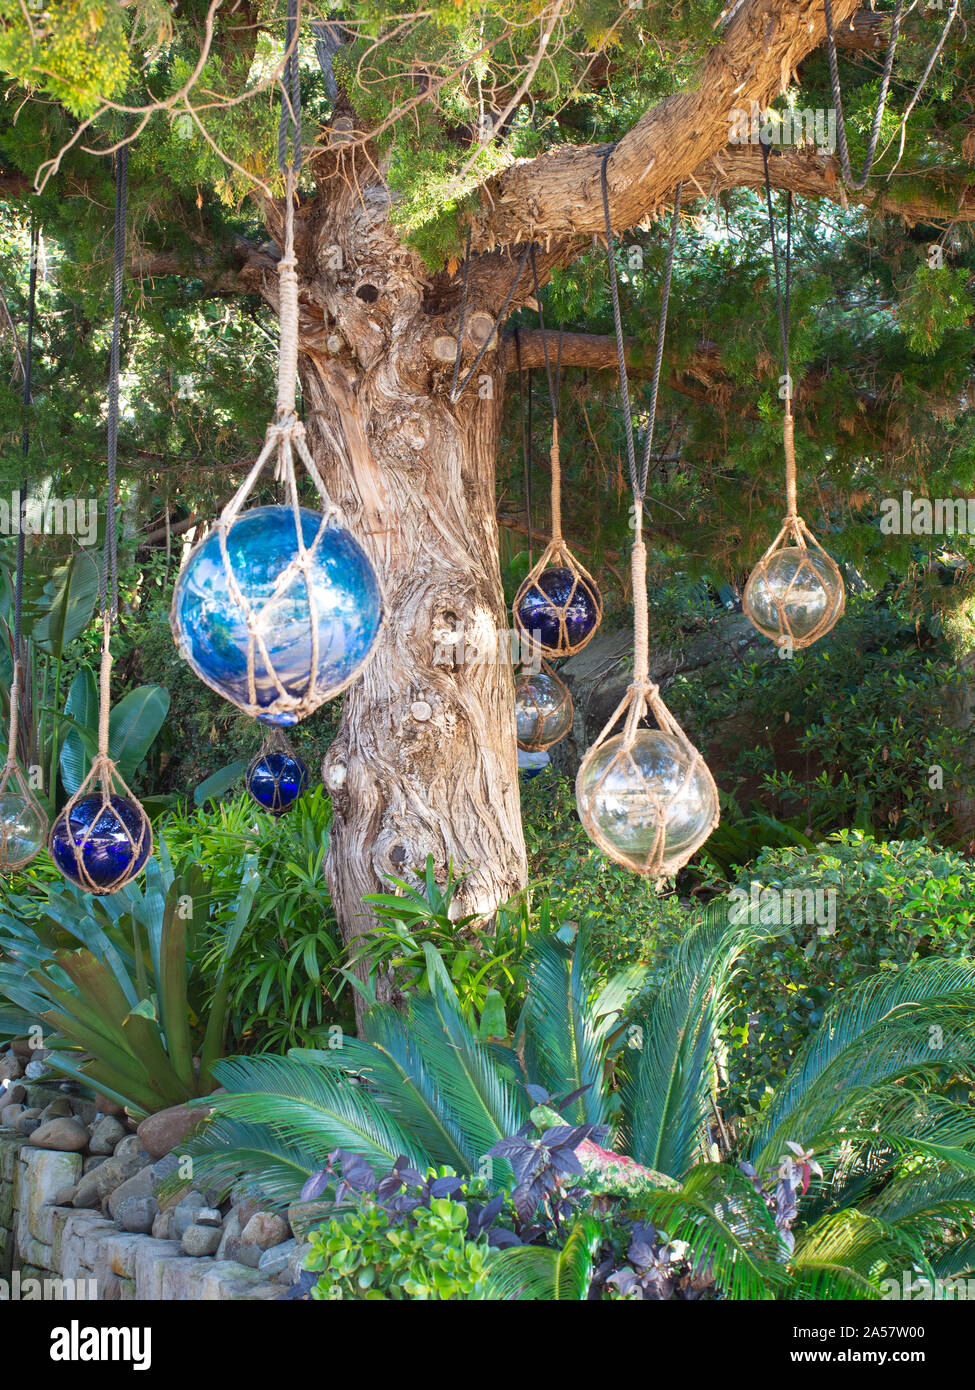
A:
[
  {"left": 176, "top": 0, "right": 381, "bottom": 722},
  {"left": 53, "top": 145, "right": 153, "bottom": 893},
  {"left": 742, "top": 139, "right": 846, "bottom": 649},
  {"left": 511, "top": 250, "right": 602, "bottom": 657},
  {"left": 0, "top": 216, "right": 47, "bottom": 873},
  {"left": 577, "top": 151, "right": 718, "bottom": 878}
]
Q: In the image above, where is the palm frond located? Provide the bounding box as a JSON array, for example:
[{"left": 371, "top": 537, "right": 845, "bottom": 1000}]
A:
[{"left": 485, "top": 1218, "right": 603, "bottom": 1301}]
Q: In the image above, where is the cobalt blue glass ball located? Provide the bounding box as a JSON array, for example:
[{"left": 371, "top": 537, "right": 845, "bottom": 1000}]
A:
[
  {"left": 50, "top": 794, "right": 151, "bottom": 894},
  {"left": 171, "top": 505, "right": 383, "bottom": 726},
  {"left": 515, "top": 566, "right": 600, "bottom": 654},
  {"left": 246, "top": 750, "right": 309, "bottom": 815}
]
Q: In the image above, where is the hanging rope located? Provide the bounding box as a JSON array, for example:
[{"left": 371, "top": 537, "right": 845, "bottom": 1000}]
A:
[
  {"left": 0, "top": 217, "right": 47, "bottom": 874},
  {"left": 823, "top": 0, "right": 905, "bottom": 192},
  {"left": 761, "top": 137, "right": 798, "bottom": 519},
  {"left": 600, "top": 148, "right": 681, "bottom": 685},
  {"left": 511, "top": 255, "right": 602, "bottom": 657},
  {"left": 450, "top": 240, "right": 533, "bottom": 404},
  {"left": 171, "top": 0, "right": 385, "bottom": 723},
  {"left": 741, "top": 150, "right": 846, "bottom": 651},
  {"left": 49, "top": 147, "right": 153, "bottom": 893},
  {"left": 577, "top": 156, "right": 718, "bottom": 879}
]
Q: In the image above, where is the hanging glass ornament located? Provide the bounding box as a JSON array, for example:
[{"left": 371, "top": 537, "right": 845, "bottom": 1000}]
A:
[
  {"left": 513, "top": 421, "right": 602, "bottom": 656},
  {"left": 50, "top": 612, "right": 152, "bottom": 894},
  {"left": 514, "top": 657, "right": 573, "bottom": 753},
  {"left": 171, "top": 502, "right": 383, "bottom": 726},
  {"left": 578, "top": 169, "right": 719, "bottom": 878},
  {"left": 0, "top": 737, "right": 47, "bottom": 873},
  {"left": 743, "top": 155, "right": 845, "bottom": 651},
  {"left": 246, "top": 727, "right": 309, "bottom": 814},
  {"left": 49, "top": 149, "right": 151, "bottom": 897},
  {"left": 171, "top": 64, "right": 384, "bottom": 726},
  {"left": 576, "top": 533, "right": 719, "bottom": 877}
]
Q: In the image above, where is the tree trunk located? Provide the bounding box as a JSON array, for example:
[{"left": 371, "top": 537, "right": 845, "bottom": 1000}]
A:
[{"left": 281, "top": 177, "right": 528, "bottom": 1021}]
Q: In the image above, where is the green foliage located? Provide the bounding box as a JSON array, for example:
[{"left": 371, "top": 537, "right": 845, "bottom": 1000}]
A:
[
  {"left": 898, "top": 263, "right": 974, "bottom": 358},
  {"left": 725, "top": 832, "right": 975, "bottom": 1118},
  {"left": 307, "top": 1192, "right": 496, "bottom": 1301},
  {"left": 163, "top": 788, "right": 350, "bottom": 1051},
  {"left": 0, "top": 0, "right": 137, "bottom": 117},
  {"left": 0, "top": 840, "right": 256, "bottom": 1112},
  {"left": 347, "top": 855, "right": 531, "bottom": 1023}
]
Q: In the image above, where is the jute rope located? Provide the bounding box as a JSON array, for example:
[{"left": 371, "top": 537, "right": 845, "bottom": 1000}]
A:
[
  {"left": 575, "top": 156, "right": 718, "bottom": 879},
  {"left": 171, "top": 21, "right": 385, "bottom": 723},
  {"left": 0, "top": 216, "right": 48, "bottom": 873},
  {"left": 743, "top": 140, "right": 846, "bottom": 649},
  {"left": 52, "top": 147, "right": 152, "bottom": 894}
]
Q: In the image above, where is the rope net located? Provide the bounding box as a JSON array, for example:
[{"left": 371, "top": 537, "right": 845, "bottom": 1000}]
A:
[
  {"left": 246, "top": 724, "right": 310, "bottom": 814},
  {"left": 514, "top": 654, "right": 574, "bottom": 753}
]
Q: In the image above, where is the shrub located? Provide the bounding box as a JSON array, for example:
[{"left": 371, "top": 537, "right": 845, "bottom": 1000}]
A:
[{"left": 725, "top": 831, "right": 975, "bottom": 1117}]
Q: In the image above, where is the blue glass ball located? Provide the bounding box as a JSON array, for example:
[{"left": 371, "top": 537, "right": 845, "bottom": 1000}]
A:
[
  {"left": 50, "top": 794, "right": 151, "bottom": 894},
  {"left": 172, "top": 505, "right": 383, "bottom": 726},
  {"left": 516, "top": 567, "right": 600, "bottom": 654},
  {"left": 246, "top": 750, "right": 309, "bottom": 815}
]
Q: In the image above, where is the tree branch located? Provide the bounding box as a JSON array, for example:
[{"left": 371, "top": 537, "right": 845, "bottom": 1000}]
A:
[{"left": 472, "top": 0, "right": 863, "bottom": 247}]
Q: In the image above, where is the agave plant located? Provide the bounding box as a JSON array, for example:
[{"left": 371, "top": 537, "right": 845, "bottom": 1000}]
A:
[
  {"left": 175, "top": 906, "right": 975, "bottom": 1298},
  {"left": 0, "top": 838, "right": 258, "bottom": 1113}
]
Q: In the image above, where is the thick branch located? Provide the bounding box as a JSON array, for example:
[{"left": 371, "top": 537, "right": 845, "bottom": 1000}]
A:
[
  {"left": 697, "top": 143, "right": 975, "bottom": 224},
  {"left": 474, "top": 0, "right": 862, "bottom": 247}
]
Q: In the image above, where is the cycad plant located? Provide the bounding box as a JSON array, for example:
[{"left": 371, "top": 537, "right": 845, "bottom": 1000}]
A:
[
  {"left": 175, "top": 906, "right": 975, "bottom": 1299},
  {"left": 0, "top": 839, "right": 258, "bottom": 1112}
]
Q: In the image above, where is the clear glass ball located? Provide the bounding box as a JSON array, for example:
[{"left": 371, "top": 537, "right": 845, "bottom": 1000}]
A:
[
  {"left": 50, "top": 794, "right": 151, "bottom": 894},
  {"left": 576, "top": 730, "right": 718, "bottom": 873},
  {"left": 743, "top": 546, "right": 844, "bottom": 648},
  {"left": 515, "top": 566, "right": 600, "bottom": 654},
  {"left": 0, "top": 792, "right": 47, "bottom": 872},
  {"left": 246, "top": 749, "right": 309, "bottom": 815},
  {"left": 515, "top": 669, "right": 573, "bottom": 751},
  {"left": 171, "top": 505, "right": 384, "bottom": 726}
]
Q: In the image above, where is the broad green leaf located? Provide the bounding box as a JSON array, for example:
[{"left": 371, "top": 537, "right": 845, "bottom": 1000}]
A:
[
  {"left": 59, "top": 666, "right": 98, "bottom": 795},
  {"left": 194, "top": 759, "right": 248, "bottom": 807},
  {"left": 109, "top": 684, "right": 170, "bottom": 775},
  {"left": 31, "top": 552, "right": 100, "bottom": 657}
]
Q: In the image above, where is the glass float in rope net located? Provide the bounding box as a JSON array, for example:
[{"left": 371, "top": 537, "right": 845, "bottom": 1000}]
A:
[
  {"left": 0, "top": 762, "right": 47, "bottom": 873},
  {"left": 171, "top": 504, "right": 384, "bottom": 727},
  {"left": 514, "top": 659, "right": 573, "bottom": 752},
  {"left": 246, "top": 728, "right": 309, "bottom": 815},
  {"left": 742, "top": 515, "right": 845, "bottom": 650},
  {"left": 50, "top": 774, "right": 152, "bottom": 896},
  {"left": 576, "top": 685, "right": 719, "bottom": 878},
  {"left": 513, "top": 535, "right": 602, "bottom": 658}
]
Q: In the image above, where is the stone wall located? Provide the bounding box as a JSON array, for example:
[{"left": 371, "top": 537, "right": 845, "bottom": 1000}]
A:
[{"left": 0, "top": 1128, "right": 309, "bottom": 1300}]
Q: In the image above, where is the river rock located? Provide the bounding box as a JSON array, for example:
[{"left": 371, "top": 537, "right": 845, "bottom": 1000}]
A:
[
  {"left": 1, "top": 1103, "right": 24, "bottom": 1130},
  {"left": 73, "top": 1144, "right": 152, "bottom": 1209},
  {"left": 88, "top": 1115, "right": 127, "bottom": 1155},
  {"left": 0, "top": 1052, "right": 23, "bottom": 1082},
  {"left": 136, "top": 1103, "right": 210, "bottom": 1160},
  {"left": 16, "top": 1108, "right": 42, "bottom": 1137},
  {"left": 240, "top": 1212, "right": 289, "bottom": 1252},
  {"left": 29, "top": 1117, "right": 90, "bottom": 1152},
  {"left": 117, "top": 1196, "right": 158, "bottom": 1234},
  {"left": 182, "top": 1223, "right": 221, "bottom": 1257},
  {"left": 23, "top": 1059, "right": 48, "bottom": 1080},
  {"left": 39, "top": 1098, "right": 73, "bottom": 1122}
]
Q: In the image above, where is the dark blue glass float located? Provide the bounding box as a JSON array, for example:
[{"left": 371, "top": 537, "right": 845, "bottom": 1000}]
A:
[
  {"left": 50, "top": 794, "right": 151, "bottom": 894},
  {"left": 246, "top": 749, "right": 309, "bottom": 815},
  {"left": 171, "top": 505, "right": 383, "bottom": 726},
  {"left": 515, "top": 566, "right": 600, "bottom": 654}
]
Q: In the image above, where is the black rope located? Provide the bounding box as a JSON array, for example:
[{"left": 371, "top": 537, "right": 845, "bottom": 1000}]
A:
[
  {"left": 514, "top": 329, "right": 534, "bottom": 571},
  {"left": 450, "top": 241, "right": 532, "bottom": 404},
  {"left": 451, "top": 225, "right": 473, "bottom": 403},
  {"left": 103, "top": 145, "right": 127, "bottom": 623},
  {"left": 14, "top": 219, "right": 39, "bottom": 655},
  {"left": 278, "top": 0, "right": 303, "bottom": 174},
  {"left": 823, "top": 0, "right": 904, "bottom": 191},
  {"left": 600, "top": 147, "right": 682, "bottom": 506},
  {"left": 761, "top": 137, "right": 792, "bottom": 396}
]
